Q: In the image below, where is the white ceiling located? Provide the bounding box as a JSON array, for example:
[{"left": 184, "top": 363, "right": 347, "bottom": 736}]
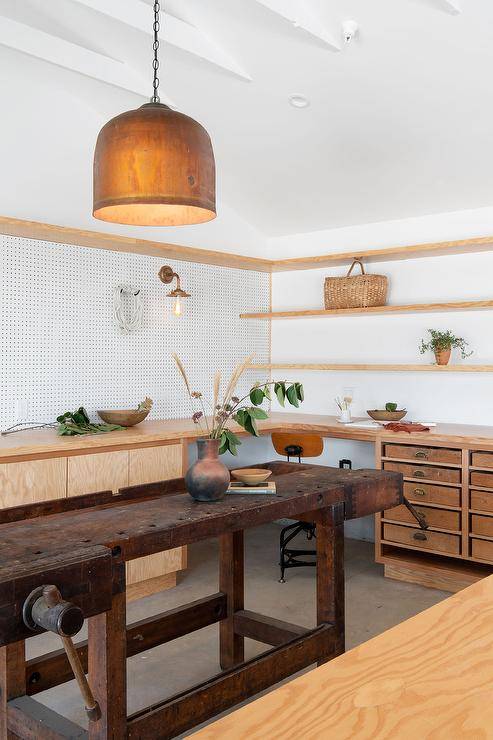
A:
[{"left": 0, "top": 0, "right": 492, "bottom": 241}]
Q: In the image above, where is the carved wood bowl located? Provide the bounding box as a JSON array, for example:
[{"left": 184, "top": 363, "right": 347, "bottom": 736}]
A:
[
  {"left": 97, "top": 409, "right": 150, "bottom": 427},
  {"left": 367, "top": 409, "right": 407, "bottom": 422},
  {"left": 231, "top": 468, "right": 273, "bottom": 486}
]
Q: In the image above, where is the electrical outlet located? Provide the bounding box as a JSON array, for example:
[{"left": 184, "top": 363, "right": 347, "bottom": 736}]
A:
[{"left": 15, "top": 399, "right": 29, "bottom": 420}]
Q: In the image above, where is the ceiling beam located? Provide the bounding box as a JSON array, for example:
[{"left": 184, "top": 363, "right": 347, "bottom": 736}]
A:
[
  {"left": 425, "top": 0, "right": 461, "bottom": 15},
  {"left": 72, "top": 0, "right": 252, "bottom": 81},
  {"left": 442, "top": 0, "right": 461, "bottom": 13},
  {"left": 0, "top": 15, "right": 157, "bottom": 100},
  {"left": 254, "top": 0, "right": 341, "bottom": 51}
]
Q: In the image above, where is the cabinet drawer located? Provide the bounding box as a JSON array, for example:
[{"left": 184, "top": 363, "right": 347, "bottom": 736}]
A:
[
  {"left": 470, "top": 490, "right": 493, "bottom": 513},
  {"left": 384, "top": 505, "right": 460, "bottom": 532},
  {"left": 384, "top": 444, "right": 461, "bottom": 465},
  {"left": 470, "top": 471, "right": 493, "bottom": 490},
  {"left": 403, "top": 482, "right": 460, "bottom": 507},
  {"left": 383, "top": 461, "right": 461, "bottom": 484},
  {"left": 470, "top": 514, "right": 493, "bottom": 538},
  {"left": 68, "top": 452, "right": 128, "bottom": 496},
  {"left": 471, "top": 452, "right": 493, "bottom": 469},
  {"left": 127, "top": 549, "right": 184, "bottom": 585},
  {"left": 471, "top": 538, "right": 493, "bottom": 562},
  {"left": 128, "top": 444, "right": 182, "bottom": 485},
  {"left": 0, "top": 459, "right": 66, "bottom": 507},
  {"left": 383, "top": 523, "right": 460, "bottom": 555}
]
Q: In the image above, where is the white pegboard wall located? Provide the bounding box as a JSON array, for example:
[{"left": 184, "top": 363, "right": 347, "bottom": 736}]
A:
[{"left": 0, "top": 235, "right": 270, "bottom": 427}]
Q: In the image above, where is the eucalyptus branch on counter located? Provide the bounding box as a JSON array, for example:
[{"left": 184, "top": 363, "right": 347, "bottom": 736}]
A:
[{"left": 57, "top": 407, "right": 124, "bottom": 436}]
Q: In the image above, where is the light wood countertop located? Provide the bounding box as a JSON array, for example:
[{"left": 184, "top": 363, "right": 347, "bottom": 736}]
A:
[
  {"left": 2, "top": 413, "right": 493, "bottom": 463},
  {"left": 193, "top": 574, "right": 493, "bottom": 739}
]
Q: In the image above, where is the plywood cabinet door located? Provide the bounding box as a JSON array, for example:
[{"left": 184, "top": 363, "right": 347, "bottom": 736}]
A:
[
  {"left": 128, "top": 444, "right": 183, "bottom": 485},
  {"left": 127, "top": 444, "right": 184, "bottom": 589},
  {"left": 67, "top": 451, "right": 129, "bottom": 497},
  {"left": 0, "top": 459, "right": 66, "bottom": 508}
]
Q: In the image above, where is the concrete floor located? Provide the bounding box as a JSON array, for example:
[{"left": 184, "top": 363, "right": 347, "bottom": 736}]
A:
[{"left": 31, "top": 523, "right": 448, "bottom": 734}]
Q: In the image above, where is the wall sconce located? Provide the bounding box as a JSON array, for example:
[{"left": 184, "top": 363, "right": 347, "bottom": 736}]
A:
[{"left": 158, "top": 265, "right": 191, "bottom": 317}]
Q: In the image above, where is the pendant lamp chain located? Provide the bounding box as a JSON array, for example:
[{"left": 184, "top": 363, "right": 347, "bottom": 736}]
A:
[{"left": 151, "top": 1, "right": 161, "bottom": 103}]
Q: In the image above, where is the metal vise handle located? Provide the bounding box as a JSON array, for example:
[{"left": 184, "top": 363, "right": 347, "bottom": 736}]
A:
[
  {"left": 23, "top": 585, "right": 101, "bottom": 722},
  {"left": 403, "top": 496, "right": 429, "bottom": 530}
]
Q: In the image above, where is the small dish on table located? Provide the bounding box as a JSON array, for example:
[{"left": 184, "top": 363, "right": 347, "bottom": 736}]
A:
[{"left": 231, "top": 468, "right": 272, "bottom": 486}]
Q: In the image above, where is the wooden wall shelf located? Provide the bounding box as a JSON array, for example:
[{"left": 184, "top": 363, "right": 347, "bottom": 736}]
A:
[
  {"left": 241, "top": 299, "right": 493, "bottom": 320},
  {"left": 248, "top": 364, "right": 493, "bottom": 373},
  {"left": 272, "top": 234, "right": 493, "bottom": 272}
]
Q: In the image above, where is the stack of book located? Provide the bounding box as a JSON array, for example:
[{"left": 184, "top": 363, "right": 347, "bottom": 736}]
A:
[{"left": 227, "top": 481, "right": 277, "bottom": 495}]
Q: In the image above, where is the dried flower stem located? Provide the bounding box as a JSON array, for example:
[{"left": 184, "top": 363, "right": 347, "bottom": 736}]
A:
[{"left": 172, "top": 353, "right": 192, "bottom": 396}]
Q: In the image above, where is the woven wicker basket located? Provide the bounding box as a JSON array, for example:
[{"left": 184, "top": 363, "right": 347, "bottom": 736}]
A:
[{"left": 324, "top": 259, "right": 388, "bottom": 310}]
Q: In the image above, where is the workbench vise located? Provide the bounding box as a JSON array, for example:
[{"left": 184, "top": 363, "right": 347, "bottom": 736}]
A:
[
  {"left": 23, "top": 584, "right": 84, "bottom": 637},
  {"left": 23, "top": 584, "right": 101, "bottom": 721}
]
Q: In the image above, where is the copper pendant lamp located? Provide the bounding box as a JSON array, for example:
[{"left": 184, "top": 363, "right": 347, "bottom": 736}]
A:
[{"left": 93, "top": 1, "right": 216, "bottom": 226}]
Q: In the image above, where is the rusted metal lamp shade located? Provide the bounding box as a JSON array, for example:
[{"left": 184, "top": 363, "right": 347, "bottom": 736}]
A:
[{"left": 93, "top": 103, "right": 216, "bottom": 226}]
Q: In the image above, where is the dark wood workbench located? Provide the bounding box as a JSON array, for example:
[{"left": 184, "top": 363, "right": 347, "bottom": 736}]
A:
[{"left": 0, "top": 461, "right": 402, "bottom": 739}]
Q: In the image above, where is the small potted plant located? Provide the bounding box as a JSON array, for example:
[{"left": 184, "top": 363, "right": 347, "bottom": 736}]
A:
[
  {"left": 173, "top": 354, "right": 304, "bottom": 502},
  {"left": 419, "top": 329, "right": 472, "bottom": 366}
]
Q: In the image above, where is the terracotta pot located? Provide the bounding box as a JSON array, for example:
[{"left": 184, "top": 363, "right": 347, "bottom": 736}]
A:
[
  {"left": 185, "top": 438, "right": 230, "bottom": 502},
  {"left": 434, "top": 348, "right": 451, "bottom": 366}
]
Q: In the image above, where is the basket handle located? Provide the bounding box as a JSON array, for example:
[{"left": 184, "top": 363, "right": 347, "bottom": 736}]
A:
[{"left": 346, "top": 258, "right": 365, "bottom": 276}]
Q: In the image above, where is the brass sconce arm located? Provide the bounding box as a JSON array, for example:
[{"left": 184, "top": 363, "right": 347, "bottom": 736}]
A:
[{"left": 158, "top": 265, "right": 191, "bottom": 298}]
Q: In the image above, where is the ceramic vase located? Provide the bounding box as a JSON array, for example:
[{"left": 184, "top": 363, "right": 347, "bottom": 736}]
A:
[
  {"left": 185, "top": 438, "right": 230, "bottom": 502},
  {"left": 434, "top": 348, "right": 451, "bottom": 366}
]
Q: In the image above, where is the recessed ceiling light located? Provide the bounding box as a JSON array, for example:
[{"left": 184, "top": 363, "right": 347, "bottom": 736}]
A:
[{"left": 289, "top": 94, "right": 310, "bottom": 109}]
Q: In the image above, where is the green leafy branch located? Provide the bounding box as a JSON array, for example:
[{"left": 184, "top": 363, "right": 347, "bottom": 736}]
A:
[
  {"left": 56, "top": 407, "right": 124, "bottom": 436},
  {"left": 217, "top": 381, "right": 304, "bottom": 456}
]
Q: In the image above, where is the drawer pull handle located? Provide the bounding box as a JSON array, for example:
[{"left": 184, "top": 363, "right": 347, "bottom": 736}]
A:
[
  {"left": 413, "top": 470, "right": 425, "bottom": 478},
  {"left": 413, "top": 532, "right": 427, "bottom": 541},
  {"left": 415, "top": 451, "right": 428, "bottom": 459},
  {"left": 414, "top": 488, "right": 426, "bottom": 496}
]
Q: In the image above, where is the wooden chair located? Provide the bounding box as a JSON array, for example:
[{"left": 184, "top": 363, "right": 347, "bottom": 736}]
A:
[{"left": 271, "top": 432, "right": 324, "bottom": 583}]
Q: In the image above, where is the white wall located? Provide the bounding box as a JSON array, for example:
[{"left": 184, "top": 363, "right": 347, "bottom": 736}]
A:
[
  {"left": 0, "top": 47, "right": 268, "bottom": 259},
  {"left": 272, "top": 250, "right": 493, "bottom": 424},
  {"left": 267, "top": 206, "right": 493, "bottom": 259}
]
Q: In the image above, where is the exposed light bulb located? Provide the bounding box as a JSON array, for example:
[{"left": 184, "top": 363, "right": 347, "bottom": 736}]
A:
[{"left": 173, "top": 296, "right": 182, "bottom": 316}]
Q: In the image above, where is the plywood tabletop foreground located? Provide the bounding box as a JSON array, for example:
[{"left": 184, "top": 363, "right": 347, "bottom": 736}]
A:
[{"left": 192, "top": 575, "right": 493, "bottom": 739}]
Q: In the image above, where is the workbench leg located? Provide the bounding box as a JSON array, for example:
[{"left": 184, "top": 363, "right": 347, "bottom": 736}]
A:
[
  {"left": 88, "top": 591, "right": 127, "bottom": 740},
  {"left": 219, "top": 530, "right": 244, "bottom": 670},
  {"left": 0, "top": 641, "right": 25, "bottom": 739},
  {"left": 316, "top": 502, "right": 345, "bottom": 665}
]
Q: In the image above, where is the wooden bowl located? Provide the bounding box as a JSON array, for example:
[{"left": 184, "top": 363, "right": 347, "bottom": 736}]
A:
[
  {"left": 97, "top": 409, "right": 150, "bottom": 427},
  {"left": 367, "top": 409, "right": 407, "bottom": 422},
  {"left": 231, "top": 468, "right": 272, "bottom": 486}
]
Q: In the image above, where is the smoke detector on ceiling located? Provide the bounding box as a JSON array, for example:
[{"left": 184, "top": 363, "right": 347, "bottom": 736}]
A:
[{"left": 342, "top": 20, "right": 359, "bottom": 44}]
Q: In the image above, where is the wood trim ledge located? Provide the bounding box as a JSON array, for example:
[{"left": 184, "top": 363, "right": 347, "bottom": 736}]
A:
[{"left": 3, "top": 216, "right": 493, "bottom": 273}]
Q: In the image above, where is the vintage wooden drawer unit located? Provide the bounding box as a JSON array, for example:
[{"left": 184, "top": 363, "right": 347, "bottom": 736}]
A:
[{"left": 376, "top": 439, "right": 493, "bottom": 592}]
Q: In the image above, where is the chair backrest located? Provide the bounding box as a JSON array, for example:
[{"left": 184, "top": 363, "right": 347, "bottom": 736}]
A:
[{"left": 271, "top": 432, "right": 323, "bottom": 461}]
